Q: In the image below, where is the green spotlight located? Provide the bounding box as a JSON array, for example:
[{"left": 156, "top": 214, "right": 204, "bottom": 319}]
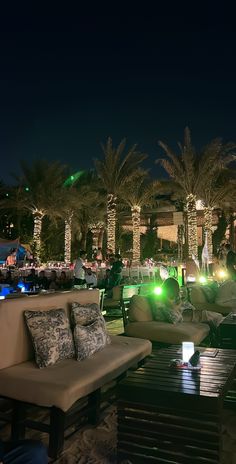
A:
[
  {"left": 25, "top": 187, "right": 29, "bottom": 192},
  {"left": 199, "top": 275, "right": 207, "bottom": 284},
  {"left": 64, "top": 171, "right": 85, "bottom": 187},
  {"left": 154, "top": 286, "right": 162, "bottom": 295}
]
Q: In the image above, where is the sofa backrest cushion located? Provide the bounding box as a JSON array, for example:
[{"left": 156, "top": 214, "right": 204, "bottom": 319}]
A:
[
  {"left": 0, "top": 289, "right": 100, "bottom": 370},
  {"left": 190, "top": 286, "right": 207, "bottom": 304},
  {"left": 129, "top": 295, "right": 153, "bottom": 322},
  {"left": 190, "top": 284, "right": 218, "bottom": 305},
  {"left": 215, "top": 280, "right": 236, "bottom": 306}
]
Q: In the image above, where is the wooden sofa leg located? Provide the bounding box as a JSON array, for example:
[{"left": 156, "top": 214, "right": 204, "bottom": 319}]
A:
[
  {"left": 48, "top": 407, "right": 66, "bottom": 459},
  {"left": 88, "top": 388, "right": 101, "bottom": 425},
  {"left": 11, "top": 401, "right": 26, "bottom": 441}
]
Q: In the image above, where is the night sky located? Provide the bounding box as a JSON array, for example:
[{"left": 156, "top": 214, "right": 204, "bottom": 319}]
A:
[{"left": 0, "top": 6, "right": 235, "bottom": 183}]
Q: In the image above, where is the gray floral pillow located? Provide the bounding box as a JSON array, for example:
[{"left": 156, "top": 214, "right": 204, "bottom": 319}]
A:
[
  {"left": 71, "top": 302, "right": 101, "bottom": 326},
  {"left": 24, "top": 308, "right": 75, "bottom": 368},
  {"left": 74, "top": 316, "right": 111, "bottom": 361}
]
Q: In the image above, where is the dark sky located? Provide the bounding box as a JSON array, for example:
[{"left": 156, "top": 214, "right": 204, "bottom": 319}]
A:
[{"left": 0, "top": 6, "right": 236, "bottom": 183}]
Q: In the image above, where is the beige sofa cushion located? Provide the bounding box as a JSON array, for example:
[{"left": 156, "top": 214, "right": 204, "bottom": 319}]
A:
[
  {"left": 215, "top": 280, "right": 236, "bottom": 307},
  {"left": 190, "top": 286, "right": 207, "bottom": 304},
  {"left": 129, "top": 295, "right": 153, "bottom": 322},
  {"left": 193, "top": 302, "right": 232, "bottom": 316},
  {"left": 125, "top": 321, "right": 210, "bottom": 345},
  {"left": 0, "top": 289, "right": 100, "bottom": 370},
  {"left": 0, "top": 336, "right": 152, "bottom": 412}
]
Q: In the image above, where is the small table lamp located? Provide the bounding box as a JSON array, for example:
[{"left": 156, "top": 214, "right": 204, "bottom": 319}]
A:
[{"left": 182, "top": 342, "right": 194, "bottom": 363}]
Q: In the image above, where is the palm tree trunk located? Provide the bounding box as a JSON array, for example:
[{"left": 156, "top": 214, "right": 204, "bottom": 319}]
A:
[
  {"left": 33, "top": 213, "right": 43, "bottom": 260},
  {"left": 90, "top": 222, "right": 104, "bottom": 250},
  {"left": 64, "top": 214, "right": 72, "bottom": 265},
  {"left": 98, "top": 228, "right": 104, "bottom": 249},
  {"left": 132, "top": 205, "right": 141, "bottom": 265},
  {"left": 203, "top": 206, "right": 213, "bottom": 262},
  {"left": 186, "top": 194, "right": 198, "bottom": 258},
  {"left": 229, "top": 214, "right": 235, "bottom": 250},
  {"left": 80, "top": 225, "right": 88, "bottom": 251},
  {"left": 177, "top": 225, "right": 184, "bottom": 261},
  {"left": 107, "top": 193, "right": 117, "bottom": 253}
]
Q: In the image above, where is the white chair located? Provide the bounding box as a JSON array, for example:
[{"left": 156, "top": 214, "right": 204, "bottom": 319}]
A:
[
  {"left": 121, "top": 268, "right": 130, "bottom": 279},
  {"left": 129, "top": 267, "right": 140, "bottom": 282},
  {"left": 139, "top": 267, "right": 151, "bottom": 282}
]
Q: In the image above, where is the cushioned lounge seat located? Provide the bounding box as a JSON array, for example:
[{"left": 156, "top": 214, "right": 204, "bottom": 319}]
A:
[
  {"left": 0, "top": 335, "right": 151, "bottom": 412},
  {"left": 122, "top": 294, "right": 211, "bottom": 345},
  {"left": 190, "top": 284, "right": 232, "bottom": 315},
  {"left": 125, "top": 321, "right": 210, "bottom": 345}
]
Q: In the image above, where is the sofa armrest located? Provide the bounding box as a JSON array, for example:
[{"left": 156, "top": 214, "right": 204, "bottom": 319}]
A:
[{"left": 193, "top": 302, "right": 232, "bottom": 315}]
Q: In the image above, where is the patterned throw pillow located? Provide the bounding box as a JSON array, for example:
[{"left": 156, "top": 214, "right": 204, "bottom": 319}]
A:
[
  {"left": 24, "top": 308, "right": 75, "bottom": 368},
  {"left": 73, "top": 316, "right": 111, "bottom": 361},
  {"left": 71, "top": 302, "right": 101, "bottom": 326}
]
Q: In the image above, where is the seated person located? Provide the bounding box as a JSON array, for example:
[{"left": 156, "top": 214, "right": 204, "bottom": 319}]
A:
[
  {"left": 98, "top": 268, "right": 111, "bottom": 291},
  {"left": 152, "top": 278, "right": 223, "bottom": 329},
  {"left": 0, "top": 270, "right": 5, "bottom": 283},
  {"left": 109, "top": 254, "right": 124, "bottom": 288},
  {"left": 25, "top": 269, "right": 38, "bottom": 289},
  {"left": 85, "top": 268, "right": 97, "bottom": 288},
  {"left": 5, "top": 249, "right": 17, "bottom": 267},
  {"left": 0, "top": 438, "right": 47, "bottom": 463},
  {"left": 225, "top": 244, "right": 236, "bottom": 280},
  {"left": 58, "top": 270, "right": 72, "bottom": 290},
  {"left": 38, "top": 270, "right": 49, "bottom": 290},
  {"left": 152, "top": 277, "right": 183, "bottom": 324},
  {"left": 4, "top": 270, "right": 13, "bottom": 285},
  {"left": 48, "top": 270, "right": 60, "bottom": 290}
]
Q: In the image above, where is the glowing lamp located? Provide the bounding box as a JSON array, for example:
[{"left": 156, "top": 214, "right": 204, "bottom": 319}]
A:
[
  {"left": 199, "top": 275, "right": 207, "bottom": 284},
  {"left": 218, "top": 269, "right": 227, "bottom": 279},
  {"left": 182, "top": 342, "right": 194, "bottom": 363},
  {"left": 0, "top": 296, "right": 5, "bottom": 300},
  {"left": 17, "top": 282, "right": 26, "bottom": 293},
  {"left": 153, "top": 286, "right": 162, "bottom": 295}
]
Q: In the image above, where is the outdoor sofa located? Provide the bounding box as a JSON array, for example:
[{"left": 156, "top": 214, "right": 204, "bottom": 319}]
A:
[
  {"left": 123, "top": 294, "right": 211, "bottom": 344},
  {"left": 104, "top": 284, "right": 211, "bottom": 344},
  {"left": 0, "top": 289, "right": 151, "bottom": 458},
  {"left": 189, "top": 282, "right": 233, "bottom": 315}
]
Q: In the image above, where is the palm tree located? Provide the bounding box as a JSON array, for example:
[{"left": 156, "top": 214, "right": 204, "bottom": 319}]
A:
[
  {"left": 10, "top": 160, "right": 68, "bottom": 260},
  {"left": 120, "top": 172, "right": 160, "bottom": 264},
  {"left": 157, "top": 128, "right": 236, "bottom": 258},
  {"left": 94, "top": 138, "right": 147, "bottom": 253},
  {"left": 201, "top": 170, "right": 236, "bottom": 261},
  {"left": 61, "top": 170, "right": 106, "bottom": 262}
]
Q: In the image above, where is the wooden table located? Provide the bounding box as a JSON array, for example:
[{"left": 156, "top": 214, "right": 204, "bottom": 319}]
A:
[{"left": 117, "top": 346, "right": 236, "bottom": 463}]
